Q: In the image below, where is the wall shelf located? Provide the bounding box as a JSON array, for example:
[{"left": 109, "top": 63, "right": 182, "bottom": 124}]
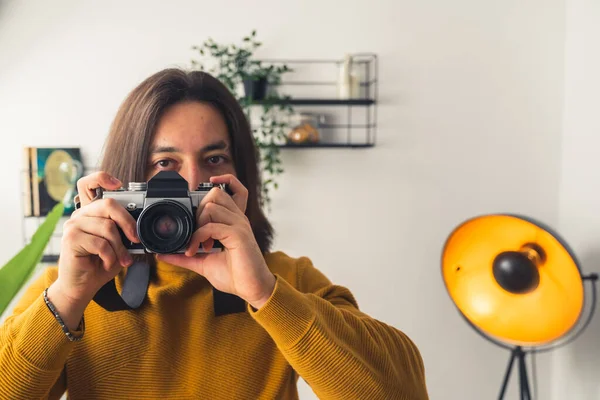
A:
[
  {"left": 280, "top": 143, "right": 374, "bottom": 148},
  {"left": 250, "top": 98, "right": 376, "bottom": 106},
  {"left": 250, "top": 53, "right": 378, "bottom": 148}
]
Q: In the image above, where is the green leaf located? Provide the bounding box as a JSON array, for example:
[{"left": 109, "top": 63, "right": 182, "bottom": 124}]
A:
[{"left": 0, "top": 202, "right": 64, "bottom": 317}]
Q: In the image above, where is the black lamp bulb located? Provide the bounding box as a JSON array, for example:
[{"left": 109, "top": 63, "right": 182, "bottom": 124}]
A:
[{"left": 493, "top": 250, "right": 541, "bottom": 294}]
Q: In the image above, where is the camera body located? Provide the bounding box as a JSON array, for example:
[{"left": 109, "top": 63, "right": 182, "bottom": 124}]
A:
[{"left": 101, "top": 170, "right": 229, "bottom": 254}]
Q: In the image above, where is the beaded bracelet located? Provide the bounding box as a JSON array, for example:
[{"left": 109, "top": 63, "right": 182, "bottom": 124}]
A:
[{"left": 42, "top": 288, "right": 85, "bottom": 342}]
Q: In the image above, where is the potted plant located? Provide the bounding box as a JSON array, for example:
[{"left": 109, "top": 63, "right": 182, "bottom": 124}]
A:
[{"left": 191, "top": 30, "right": 293, "bottom": 209}]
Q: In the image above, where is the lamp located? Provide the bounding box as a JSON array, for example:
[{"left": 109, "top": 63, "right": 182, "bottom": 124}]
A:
[{"left": 441, "top": 214, "right": 598, "bottom": 400}]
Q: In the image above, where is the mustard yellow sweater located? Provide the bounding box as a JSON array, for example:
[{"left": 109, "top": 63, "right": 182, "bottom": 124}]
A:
[{"left": 0, "top": 251, "right": 428, "bottom": 399}]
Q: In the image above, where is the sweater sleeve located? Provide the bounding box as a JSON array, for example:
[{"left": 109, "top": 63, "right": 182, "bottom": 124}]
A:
[
  {"left": 249, "top": 257, "right": 429, "bottom": 400},
  {"left": 0, "top": 267, "right": 74, "bottom": 400}
]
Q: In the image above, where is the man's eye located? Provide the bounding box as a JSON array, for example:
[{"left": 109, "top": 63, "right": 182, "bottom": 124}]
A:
[
  {"left": 155, "top": 160, "right": 174, "bottom": 168},
  {"left": 207, "top": 156, "right": 225, "bottom": 165}
]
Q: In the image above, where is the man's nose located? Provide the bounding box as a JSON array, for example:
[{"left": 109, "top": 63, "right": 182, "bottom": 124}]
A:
[{"left": 180, "top": 164, "right": 206, "bottom": 191}]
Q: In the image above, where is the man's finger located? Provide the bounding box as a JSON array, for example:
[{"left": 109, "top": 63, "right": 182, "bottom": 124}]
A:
[
  {"left": 209, "top": 174, "right": 248, "bottom": 213},
  {"left": 76, "top": 171, "right": 123, "bottom": 206}
]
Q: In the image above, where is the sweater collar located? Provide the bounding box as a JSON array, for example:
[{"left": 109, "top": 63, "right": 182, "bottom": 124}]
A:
[{"left": 92, "top": 259, "right": 246, "bottom": 316}]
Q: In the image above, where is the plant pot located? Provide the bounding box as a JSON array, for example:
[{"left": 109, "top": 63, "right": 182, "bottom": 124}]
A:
[{"left": 243, "top": 77, "right": 268, "bottom": 100}]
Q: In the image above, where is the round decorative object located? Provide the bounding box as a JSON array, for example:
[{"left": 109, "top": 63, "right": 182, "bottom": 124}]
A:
[
  {"left": 44, "top": 150, "right": 76, "bottom": 202},
  {"left": 287, "top": 113, "right": 321, "bottom": 144}
]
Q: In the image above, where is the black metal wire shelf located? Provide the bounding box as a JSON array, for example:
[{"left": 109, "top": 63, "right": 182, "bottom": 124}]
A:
[
  {"left": 249, "top": 53, "right": 378, "bottom": 148},
  {"left": 280, "top": 143, "right": 374, "bottom": 148},
  {"left": 249, "top": 98, "right": 375, "bottom": 106}
]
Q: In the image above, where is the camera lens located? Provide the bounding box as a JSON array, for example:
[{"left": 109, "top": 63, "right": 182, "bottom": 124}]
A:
[
  {"left": 153, "top": 215, "right": 178, "bottom": 239},
  {"left": 137, "top": 200, "right": 194, "bottom": 254}
]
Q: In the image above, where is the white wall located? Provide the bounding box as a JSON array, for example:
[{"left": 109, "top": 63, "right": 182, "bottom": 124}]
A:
[
  {"left": 0, "top": 1, "right": 567, "bottom": 399},
  {"left": 554, "top": 0, "right": 600, "bottom": 399}
]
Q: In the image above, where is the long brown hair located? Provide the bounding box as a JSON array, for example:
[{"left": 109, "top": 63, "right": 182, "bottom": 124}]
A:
[{"left": 98, "top": 68, "right": 274, "bottom": 253}]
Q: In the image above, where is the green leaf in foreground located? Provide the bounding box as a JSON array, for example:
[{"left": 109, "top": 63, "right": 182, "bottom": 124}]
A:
[{"left": 0, "top": 202, "right": 64, "bottom": 316}]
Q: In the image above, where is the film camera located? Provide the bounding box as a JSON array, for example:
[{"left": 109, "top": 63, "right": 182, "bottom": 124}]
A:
[{"left": 101, "top": 170, "right": 229, "bottom": 254}]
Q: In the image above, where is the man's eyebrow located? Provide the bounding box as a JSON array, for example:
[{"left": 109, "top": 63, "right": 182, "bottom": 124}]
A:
[
  {"left": 150, "top": 140, "right": 229, "bottom": 155},
  {"left": 150, "top": 145, "right": 180, "bottom": 154},
  {"left": 201, "top": 140, "right": 229, "bottom": 153}
]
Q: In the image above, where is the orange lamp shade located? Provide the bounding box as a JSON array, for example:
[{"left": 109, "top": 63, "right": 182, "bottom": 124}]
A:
[{"left": 442, "top": 214, "right": 584, "bottom": 346}]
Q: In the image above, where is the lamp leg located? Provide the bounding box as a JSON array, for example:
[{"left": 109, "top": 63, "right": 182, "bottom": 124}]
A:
[
  {"left": 498, "top": 348, "right": 517, "bottom": 400},
  {"left": 517, "top": 348, "right": 532, "bottom": 400}
]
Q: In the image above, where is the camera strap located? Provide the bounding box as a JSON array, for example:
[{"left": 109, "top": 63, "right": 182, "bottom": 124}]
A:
[
  {"left": 93, "top": 261, "right": 150, "bottom": 311},
  {"left": 92, "top": 261, "right": 247, "bottom": 316}
]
